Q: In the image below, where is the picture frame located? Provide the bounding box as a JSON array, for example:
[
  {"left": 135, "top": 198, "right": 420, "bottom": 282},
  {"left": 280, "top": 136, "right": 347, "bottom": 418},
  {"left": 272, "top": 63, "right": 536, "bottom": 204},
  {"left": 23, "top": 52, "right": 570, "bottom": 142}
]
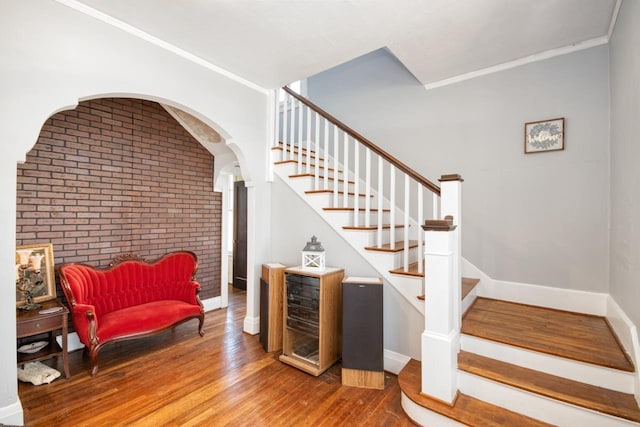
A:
[
  {"left": 15, "top": 243, "right": 56, "bottom": 308},
  {"left": 524, "top": 118, "right": 565, "bottom": 154}
]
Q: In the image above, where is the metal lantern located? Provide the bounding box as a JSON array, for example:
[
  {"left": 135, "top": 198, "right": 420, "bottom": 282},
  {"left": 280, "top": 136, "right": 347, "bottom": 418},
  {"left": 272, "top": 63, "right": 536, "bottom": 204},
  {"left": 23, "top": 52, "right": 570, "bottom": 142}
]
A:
[{"left": 301, "top": 235, "right": 325, "bottom": 270}]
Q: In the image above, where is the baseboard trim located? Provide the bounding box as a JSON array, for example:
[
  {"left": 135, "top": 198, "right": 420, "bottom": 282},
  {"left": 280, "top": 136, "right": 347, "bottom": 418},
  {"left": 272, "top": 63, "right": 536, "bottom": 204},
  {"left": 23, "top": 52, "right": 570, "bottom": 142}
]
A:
[
  {"left": 462, "top": 258, "right": 607, "bottom": 316},
  {"left": 202, "top": 296, "right": 221, "bottom": 312},
  {"left": 384, "top": 348, "right": 411, "bottom": 375},
  {"left": 0, "top": 399, "right": 23, "bottom": 426},
  {"left": 243, "top": 316, "right": 260, "bottom": 335},
  {"left": 606, "top": 296, "right": 640, "bottom": 406}
]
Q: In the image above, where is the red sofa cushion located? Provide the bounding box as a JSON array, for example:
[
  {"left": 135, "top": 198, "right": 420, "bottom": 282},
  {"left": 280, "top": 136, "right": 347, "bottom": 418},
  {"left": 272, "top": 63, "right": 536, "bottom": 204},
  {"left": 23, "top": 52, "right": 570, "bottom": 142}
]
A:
[{"left": 98, "top": 300, "right": 202, "bottom": 342}]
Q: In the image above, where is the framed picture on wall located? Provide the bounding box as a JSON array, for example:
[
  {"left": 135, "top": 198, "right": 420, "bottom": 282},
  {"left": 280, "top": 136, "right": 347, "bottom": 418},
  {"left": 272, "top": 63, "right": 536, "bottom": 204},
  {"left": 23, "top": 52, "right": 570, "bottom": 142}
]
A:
[
  {"left": 524, "top": 118, "right": 565, "bottom": 154},
  {"left": 15, "top": 243, "right": 56, "bottom": 308}
]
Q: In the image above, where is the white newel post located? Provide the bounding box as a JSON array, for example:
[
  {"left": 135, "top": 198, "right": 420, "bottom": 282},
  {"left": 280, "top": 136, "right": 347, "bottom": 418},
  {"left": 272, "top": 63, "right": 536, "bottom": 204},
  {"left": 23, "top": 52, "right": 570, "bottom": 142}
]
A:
[
  {"left": 438, "top": 174, "right": 463, "bottom": 331},
  {"left": 421, "top": 216, "right": 457, "bottom": 404}
]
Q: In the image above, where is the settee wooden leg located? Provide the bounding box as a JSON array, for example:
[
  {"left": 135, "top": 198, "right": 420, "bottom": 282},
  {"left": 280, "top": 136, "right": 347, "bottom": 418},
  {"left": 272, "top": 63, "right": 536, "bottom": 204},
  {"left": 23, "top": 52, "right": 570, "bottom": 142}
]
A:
[
  {"left": 89, "top": 349, "right": 100, "bottom": 376},
  {"left": 198, "top": 314, "right": 205, "bottom": 337}
]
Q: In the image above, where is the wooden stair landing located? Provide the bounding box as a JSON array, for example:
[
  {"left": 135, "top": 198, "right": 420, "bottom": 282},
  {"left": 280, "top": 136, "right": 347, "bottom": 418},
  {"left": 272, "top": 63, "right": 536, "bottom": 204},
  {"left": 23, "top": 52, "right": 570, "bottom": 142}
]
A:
[
  {"left": 398, "top": 359, "right": 551, "bottom": 426},
  {"left": 462, "top": 297, "right": 635, "bottom": 372},
  {"left": 459, "top": 351, "right": 640, "bottom": 423},
  {"left": 417, "top": 277, "right": 479, "bottom": 301}
]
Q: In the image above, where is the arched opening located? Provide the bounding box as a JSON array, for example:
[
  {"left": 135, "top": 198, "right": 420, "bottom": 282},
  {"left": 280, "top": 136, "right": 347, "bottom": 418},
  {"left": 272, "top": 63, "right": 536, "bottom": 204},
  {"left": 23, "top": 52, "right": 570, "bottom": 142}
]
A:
[{"left": 14, "top": 95, "right": 252, "bottom": 355}]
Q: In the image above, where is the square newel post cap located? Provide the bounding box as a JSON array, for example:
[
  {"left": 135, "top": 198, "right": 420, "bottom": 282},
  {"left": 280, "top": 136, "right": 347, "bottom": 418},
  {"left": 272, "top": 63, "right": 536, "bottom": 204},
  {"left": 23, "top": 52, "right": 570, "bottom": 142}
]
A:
[
  {"left": 439, "top": 174, "right": 463, "bottom": 182},
  {"left": 422, "top": 215, "right": 457, "bottom": 231}
]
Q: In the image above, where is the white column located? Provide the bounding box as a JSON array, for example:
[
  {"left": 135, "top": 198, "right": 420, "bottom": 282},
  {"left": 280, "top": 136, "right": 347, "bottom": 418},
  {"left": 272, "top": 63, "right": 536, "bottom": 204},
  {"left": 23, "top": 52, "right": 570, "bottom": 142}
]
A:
[
  {"left": 439, "top": 174, "right": 463, "bottom": 331},
  {"left": 422, "top": 220, "right": 457, "bottom": 404}
]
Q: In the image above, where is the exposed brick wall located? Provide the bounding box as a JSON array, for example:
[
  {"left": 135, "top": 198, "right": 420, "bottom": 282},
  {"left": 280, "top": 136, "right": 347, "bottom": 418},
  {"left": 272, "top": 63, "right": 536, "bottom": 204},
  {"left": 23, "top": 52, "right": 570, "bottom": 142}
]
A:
[{"left": 16, "top": 98, "right": 221, "bottom": 301}]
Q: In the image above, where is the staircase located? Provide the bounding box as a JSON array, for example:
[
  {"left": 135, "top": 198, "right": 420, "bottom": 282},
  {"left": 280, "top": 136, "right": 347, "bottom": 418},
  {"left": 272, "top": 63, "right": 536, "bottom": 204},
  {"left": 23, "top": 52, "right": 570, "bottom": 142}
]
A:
[{"left": 272, "top": 87, "right": 640, "bottom": 426}]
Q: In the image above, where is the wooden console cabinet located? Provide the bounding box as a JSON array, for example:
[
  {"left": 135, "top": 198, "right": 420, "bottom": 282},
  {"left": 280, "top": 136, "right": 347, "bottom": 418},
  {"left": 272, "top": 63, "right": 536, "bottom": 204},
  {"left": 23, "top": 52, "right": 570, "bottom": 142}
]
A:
[{"left": 279, "top": 266, "right": 344, "bottom": 376}]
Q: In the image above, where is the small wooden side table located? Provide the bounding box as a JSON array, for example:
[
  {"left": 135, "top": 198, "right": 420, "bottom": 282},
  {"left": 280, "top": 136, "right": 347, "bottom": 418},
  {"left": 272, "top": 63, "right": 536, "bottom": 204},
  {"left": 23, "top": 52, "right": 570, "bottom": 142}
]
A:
[{"left": 16, "top": 300, "right": 70, "bottom": 379}]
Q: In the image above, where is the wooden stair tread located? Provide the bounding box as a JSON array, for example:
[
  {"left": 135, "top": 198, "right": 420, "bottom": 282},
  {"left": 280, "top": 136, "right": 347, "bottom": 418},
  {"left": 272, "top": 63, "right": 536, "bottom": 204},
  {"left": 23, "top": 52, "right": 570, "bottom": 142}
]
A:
[
  {"left": 322, "top": 207, "right": 390, "bottom": 212},
  {"left": 458, "top": 351, "right": 640, "bottom": 423},
  {"left": 398, "top": 359, "right": 551, "bottom": 426},
  {"left": 274, "top": 159, "right": 337, "bottom": 171},
  {"left": 462, "top": 297, "right": 635, "bottom": 372},
  {"left": 289, "top": 173, "right": 354, "bottom": 184},
  {"left": 305, "top": 189, "right": 371, "bottom": 198},
  {"left": 390, "top": 261, "right": 423, "bottom": 278},
  {"left": 365, "top": 240, "right": 419, "bottom": 253},
  {"left": 417, "top": 277, "right": 479, "bottom": 301},
  {"left": 343, "top": 224, "right": 405, "bottom": 230}
]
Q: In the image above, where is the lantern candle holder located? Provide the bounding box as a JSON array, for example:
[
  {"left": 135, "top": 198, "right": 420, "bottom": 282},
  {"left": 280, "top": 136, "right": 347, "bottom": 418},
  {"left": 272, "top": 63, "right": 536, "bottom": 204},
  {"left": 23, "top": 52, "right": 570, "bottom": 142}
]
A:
[{"left": 301, "top": 236, "right": 325, "bottom": 271}]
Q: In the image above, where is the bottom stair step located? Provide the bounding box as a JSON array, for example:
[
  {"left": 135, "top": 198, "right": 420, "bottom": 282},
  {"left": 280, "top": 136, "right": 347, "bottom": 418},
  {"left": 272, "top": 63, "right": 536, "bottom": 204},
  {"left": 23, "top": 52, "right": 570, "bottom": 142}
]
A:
[
  {"left": 459, "top": 351, "right": 640, "bottom": 423},
  {"left": 398, "top": 359, "right": 551, "bottom": 426}
]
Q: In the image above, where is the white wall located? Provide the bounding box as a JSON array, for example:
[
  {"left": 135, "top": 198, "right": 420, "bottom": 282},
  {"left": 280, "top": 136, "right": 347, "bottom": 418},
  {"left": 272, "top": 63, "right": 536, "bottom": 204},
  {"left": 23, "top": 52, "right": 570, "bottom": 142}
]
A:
[
  {"left": 270, "top": 176, "right": 423, "bottom": 360},
  {"left": 308, "top": 46, "right": 610, "bottom": 293},
  {"left": 0, "top": 1, "right": 270, "bottom": 423},
  {"left": 610, "top": 0, "right": 640, "bottom": 328}
]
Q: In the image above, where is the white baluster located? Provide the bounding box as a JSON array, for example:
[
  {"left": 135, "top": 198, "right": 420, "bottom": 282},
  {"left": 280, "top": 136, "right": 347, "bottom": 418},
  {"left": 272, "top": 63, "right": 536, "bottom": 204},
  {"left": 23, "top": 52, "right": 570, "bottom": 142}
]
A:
[
  {"left": 353, "top": 140, "right": 360, "bottom": 227},
  {"left": 377, "top": 157, "right": 383, "bottom": 248},
  {"left": 306, "top": 107, "right": 311, "bottom": 174},
  {"left": 404, "top": 174, "right": 410, "bottom": 271},
  {"left": 274, "top": 90, "right": 280, "bottom": 150},
  {"left": 297, "top": 101, "right": 303, "bottom": 174},
  {"left": 314, "top": 112, "right": 320, "bottom": 190},
  {"left": 418, "top": 186, "right": 424, "bottom": 275},
  {"left": 323, "top": 119, "right": 329, "bottom": 190},
  {"left": 433, "top": 192, "right": 439, "bottom": 220},
  {"left": 390, "top": 165, "right": 396, "bottom": 250},
  {"left": 333, "top": 126, "right": 339, "bottom": 208},
  {"left": 343, "top": 132, "right": 349, "bottom": 208},
  {"left": 365, "top": 147, "right": 371, "bottom": 228},
  {"left": 282, "top": 94, "right": 288, "bottom": 157},
  {"left": 288, "top": 97, "right": 295, "bottom": 161}
]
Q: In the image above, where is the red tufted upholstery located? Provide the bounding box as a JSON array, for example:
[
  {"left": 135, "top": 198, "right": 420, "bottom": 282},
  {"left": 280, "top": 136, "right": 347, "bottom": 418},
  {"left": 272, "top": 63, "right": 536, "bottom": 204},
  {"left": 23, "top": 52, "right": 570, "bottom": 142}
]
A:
[{"left": 58, "top": 251, "right": 205, "bottom": 376}]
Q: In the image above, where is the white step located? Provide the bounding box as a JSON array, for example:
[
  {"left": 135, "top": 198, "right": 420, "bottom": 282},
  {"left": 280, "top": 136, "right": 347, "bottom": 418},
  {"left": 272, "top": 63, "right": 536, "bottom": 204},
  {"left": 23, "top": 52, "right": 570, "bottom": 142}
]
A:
[
  {"left": 458, "top": 370, "right": 638, "bottom": 426},
  {"left": 459, "top": 334, "right": 635, "bottom": 393}
]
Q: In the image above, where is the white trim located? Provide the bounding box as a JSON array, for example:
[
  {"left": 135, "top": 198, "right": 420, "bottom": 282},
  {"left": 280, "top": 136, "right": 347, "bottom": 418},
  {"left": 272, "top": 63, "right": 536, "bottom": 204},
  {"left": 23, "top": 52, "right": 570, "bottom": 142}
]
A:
[
  {"left": 423, "top": 36, "right": 609, "bottom": 91},
  {"left": 0, "top": 399, "right": 23, "bottom": 426},
  {"left": 383, "top": 348, "right": 411, "bottom": 375},
  {"left": 462, "top": 258, "right": 608, "bottom": 316},
  {"left": 460, "top": 334, "right": 634, "bottom": 393},
  {"left": 243, "top": 316, "right": 260, "bottom": 335},
  {"left": 606, "top": 296, "right": 640, "bottom": 406},
  {"left": 202, "top": 296, "right": 222, "bottom": 312},
  {"left": 57, "top": 332, "right": 85, "bottom": 353},
  {"left": 54, "top": 0, "right": 268, "bottom": 95},
  {"left": 459, "top": 371, "right": 636, "bottom": 427},
  {"left": 400, "top": 394, "right": 465, "bottom": 427},
  {"left": 607, "top": 0, "right": 623, "bottom": 41}
]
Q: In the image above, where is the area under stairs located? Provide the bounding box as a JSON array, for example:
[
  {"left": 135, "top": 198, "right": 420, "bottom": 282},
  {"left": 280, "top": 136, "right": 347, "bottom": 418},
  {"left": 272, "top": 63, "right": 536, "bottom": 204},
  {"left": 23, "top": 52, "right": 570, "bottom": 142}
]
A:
[{"left": 400, "top": 294, "right": 640, "bottom": 426}]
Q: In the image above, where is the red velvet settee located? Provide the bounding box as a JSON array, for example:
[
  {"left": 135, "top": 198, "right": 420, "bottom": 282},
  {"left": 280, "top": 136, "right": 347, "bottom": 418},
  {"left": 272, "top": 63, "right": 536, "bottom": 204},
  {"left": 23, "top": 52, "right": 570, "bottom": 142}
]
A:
[{"left": 57, "top": 251, "right": 205, "bottom": 376}]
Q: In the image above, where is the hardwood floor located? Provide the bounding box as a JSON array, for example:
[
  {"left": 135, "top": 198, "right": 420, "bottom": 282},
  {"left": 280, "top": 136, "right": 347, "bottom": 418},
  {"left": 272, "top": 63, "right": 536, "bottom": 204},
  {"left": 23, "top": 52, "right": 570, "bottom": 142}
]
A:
[{"left": 18, "top": 288, "right": 414, "bottom": 426}]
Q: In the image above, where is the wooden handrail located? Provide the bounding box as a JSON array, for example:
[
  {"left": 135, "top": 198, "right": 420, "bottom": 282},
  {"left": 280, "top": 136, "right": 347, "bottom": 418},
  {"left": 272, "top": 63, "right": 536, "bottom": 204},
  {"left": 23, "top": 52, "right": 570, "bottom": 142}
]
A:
[{"left": 282, "top": 86, "right": 441, "bottom": 196}]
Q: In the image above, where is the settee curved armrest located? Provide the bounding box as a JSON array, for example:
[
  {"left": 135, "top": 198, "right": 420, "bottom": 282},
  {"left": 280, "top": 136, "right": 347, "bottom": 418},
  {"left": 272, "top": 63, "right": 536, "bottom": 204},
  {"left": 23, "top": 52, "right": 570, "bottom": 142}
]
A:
[{"left": 71, "top": 303, "right": 98, "bottom": 347}]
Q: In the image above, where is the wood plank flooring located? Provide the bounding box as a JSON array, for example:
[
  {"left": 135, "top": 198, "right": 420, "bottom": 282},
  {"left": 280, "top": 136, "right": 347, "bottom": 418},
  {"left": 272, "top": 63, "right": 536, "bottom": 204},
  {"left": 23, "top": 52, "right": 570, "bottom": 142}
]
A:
[
  {"left": 398, "top": 359, "right": 551, "bottom": 426},
  {"left": 462, "top": 297, "right": 635, "bottom": 372},
  {"left": 19, "top": 288, "right": 414, "bottom": 426},
  {"left": 458, "top": 351, "right": 640, "bottom": 423}
]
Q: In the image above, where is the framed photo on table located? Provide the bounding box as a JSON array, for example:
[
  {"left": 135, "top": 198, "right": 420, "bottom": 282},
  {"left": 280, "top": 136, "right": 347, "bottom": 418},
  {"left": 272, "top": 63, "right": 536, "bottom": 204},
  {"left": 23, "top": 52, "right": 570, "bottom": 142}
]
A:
[
  {"left": 525, "top": 118, "right": 565, "bottom": 154},
  {"left": 15, "top": 243, "right": 56, "bottom": 308}
]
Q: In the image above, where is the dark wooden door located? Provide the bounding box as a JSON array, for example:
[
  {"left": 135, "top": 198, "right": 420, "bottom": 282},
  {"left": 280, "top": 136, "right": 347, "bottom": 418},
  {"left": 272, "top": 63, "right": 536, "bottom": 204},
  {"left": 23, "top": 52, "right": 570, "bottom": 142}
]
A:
[{"left": 233, "top": 180, "right": 248, "bottom": 290}]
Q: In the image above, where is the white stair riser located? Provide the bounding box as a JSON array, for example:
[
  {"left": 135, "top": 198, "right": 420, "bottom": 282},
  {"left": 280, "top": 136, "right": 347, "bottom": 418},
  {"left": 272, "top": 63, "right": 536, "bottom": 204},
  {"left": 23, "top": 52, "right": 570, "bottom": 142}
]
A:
[
  {"left": 460, "top": 335, "right": 635, "bottom": 393},
  {"left": 459, "top": 371, "right": 636, "bottom": 427},
  {"left": 323, "top": 210, "right": 391, "bottom": 227},
  {"left": 343, "top": 227, "right": 409, "bottom": 248}
]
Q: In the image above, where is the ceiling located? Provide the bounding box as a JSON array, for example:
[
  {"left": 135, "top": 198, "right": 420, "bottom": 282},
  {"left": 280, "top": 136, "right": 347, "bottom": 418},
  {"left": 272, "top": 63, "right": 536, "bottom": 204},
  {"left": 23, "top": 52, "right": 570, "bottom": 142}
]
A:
[{"left": 67, "top": 0, "right": 618, "bottom": 90}]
